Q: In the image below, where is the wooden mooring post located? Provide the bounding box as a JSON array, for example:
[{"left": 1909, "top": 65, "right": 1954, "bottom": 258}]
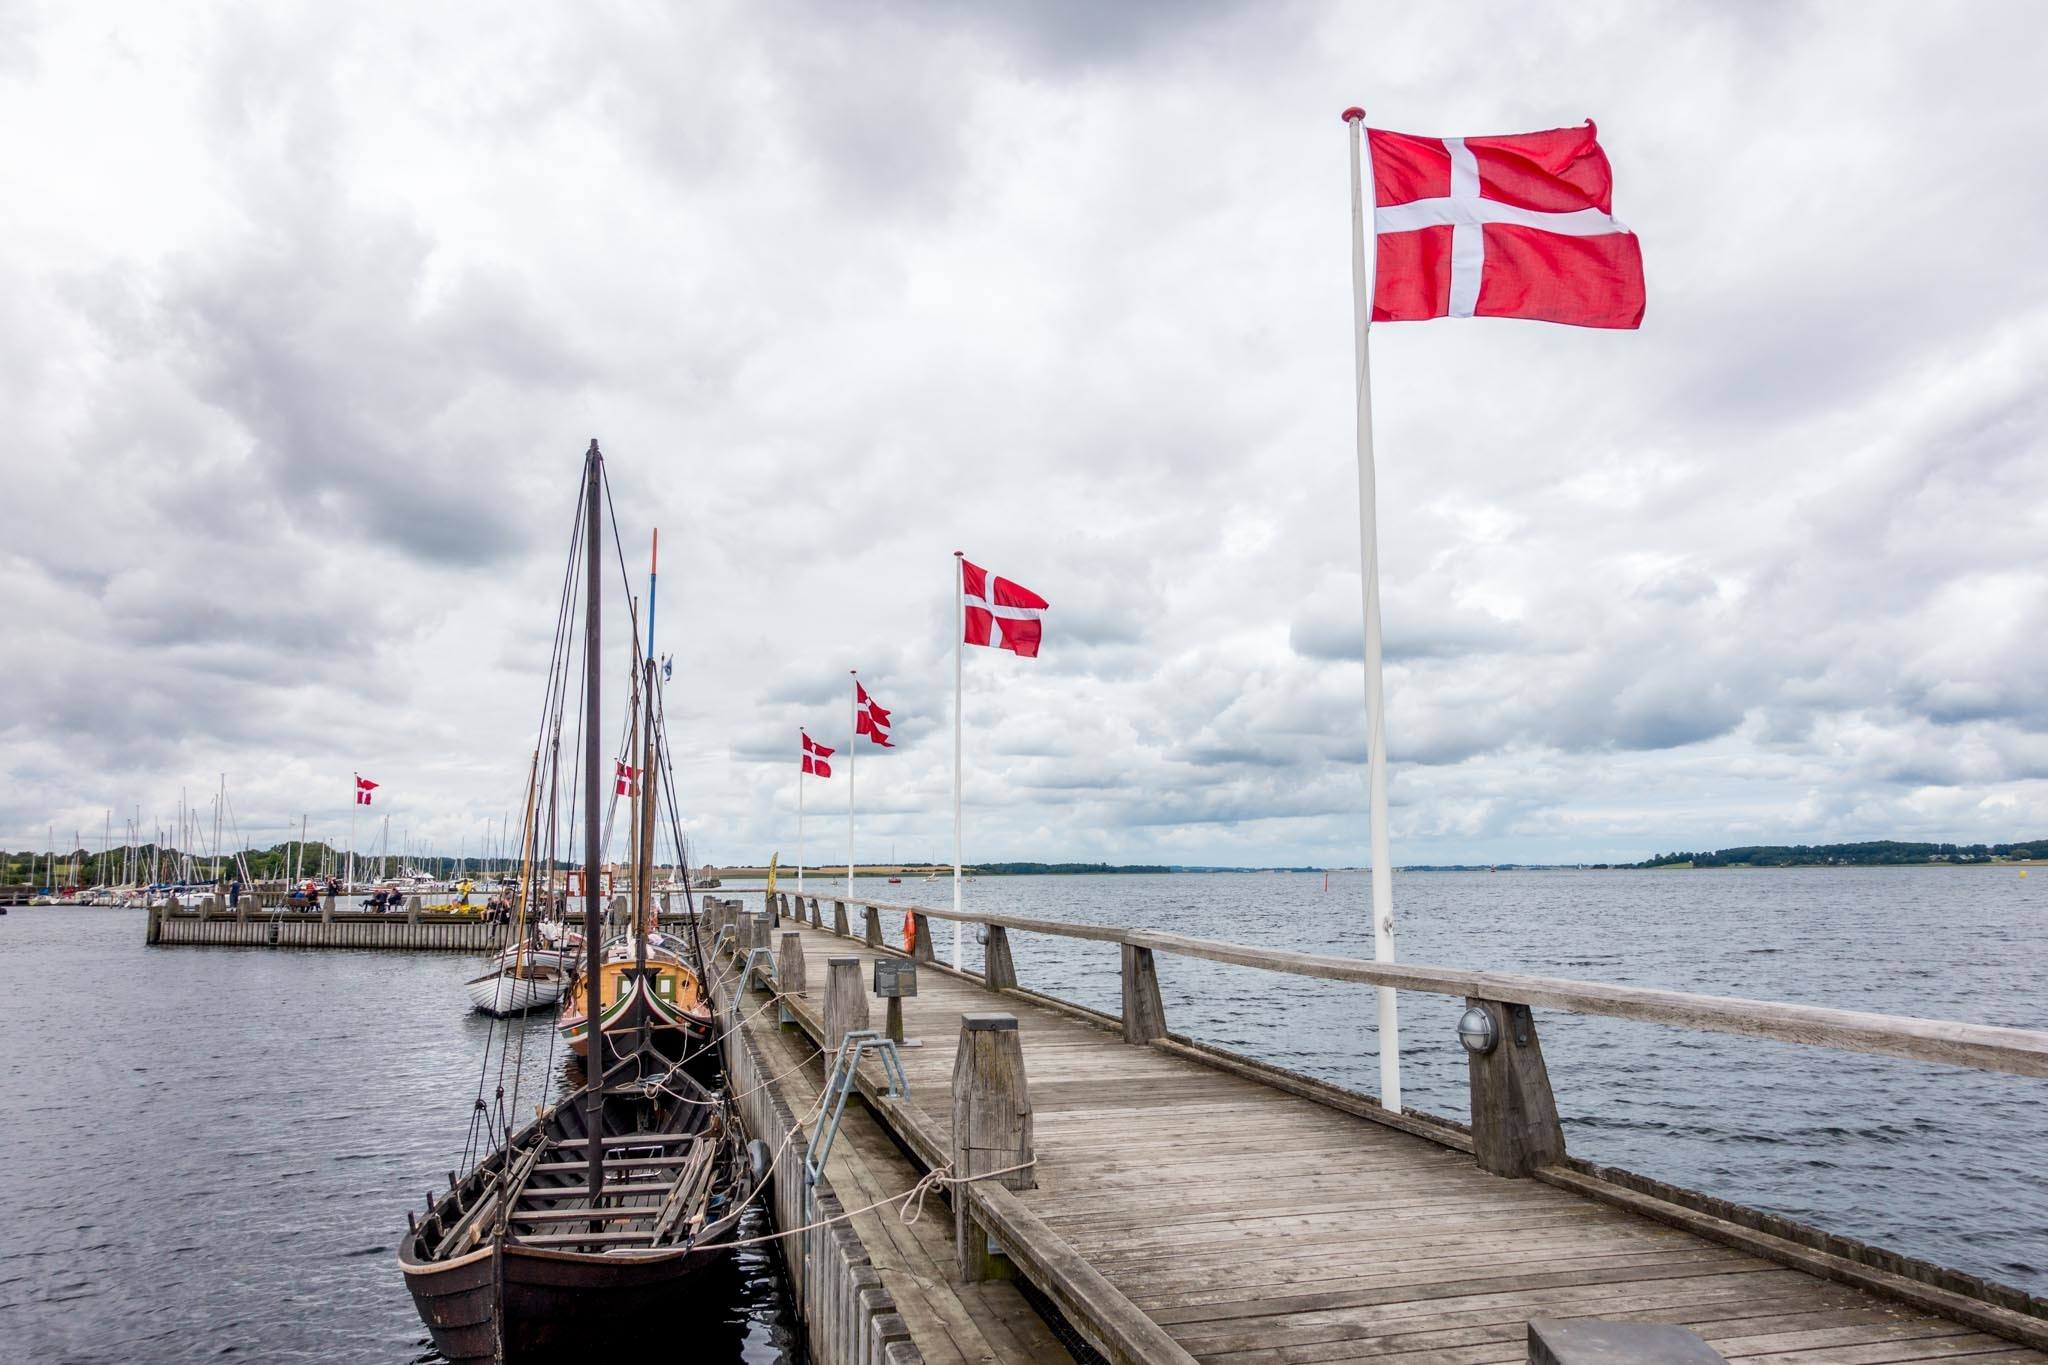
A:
[
  {"left": 1120, "top": 944, "right": 1167, "bottom": 1044},
  {"left": 824, "top": 957, "right": 869, "bottom": 1052},
  {"left": 982, "top": 925, "right": 1017, "bottom": 991},
  {"left": 833, "top": 899, "right": 850, "bottom": 937},
  {"left": 863, "top": 905, "right": 882, "bottom": 948},
  {"left": 778, "top": 931, "right": 808, "bottom": 996},
  {"left": 1464, "top": 997, "right": 1565, "bottom": 1178},
  {"left": 951, "top": 1012, "right": 1035, "bottom": 1282}
]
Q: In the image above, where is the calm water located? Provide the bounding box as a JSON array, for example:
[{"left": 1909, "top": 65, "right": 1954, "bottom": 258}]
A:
[
  {"left": 2, "top": 869, "right": 2043, "bottom": 1363},
  {"left": 775, "top": 866, "right": 2047, "bottom": 1294},
  {"left": 0, "top": 907, "right": 805, "bottom": 1364}
]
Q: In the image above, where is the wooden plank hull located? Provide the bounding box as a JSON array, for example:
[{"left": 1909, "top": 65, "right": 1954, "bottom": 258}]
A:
[{"left": 401, "top": 1237, "right": 732, "bottom": 1364}]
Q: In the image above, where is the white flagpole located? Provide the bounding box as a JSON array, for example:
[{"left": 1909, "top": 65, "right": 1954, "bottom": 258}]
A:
[
  {"left": 847, "top": 670, "right": 857, "bottom": 901},
  {"left": 797, "top": 730, "right": 806, "bottom": 898},
  {"left": 1345, "top": 107, "right": 1402, "bottom": 1114},
  {"left": 951, "top": 551, "right": 965, "bottom": 970},
  {"left": 347, "top": 774, "right": 358, "bottom": 893}
]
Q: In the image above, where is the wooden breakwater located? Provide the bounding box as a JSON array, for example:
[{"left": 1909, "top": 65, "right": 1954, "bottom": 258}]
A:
[
  {"left": 145, "top": 896, "right": 705, "bottom": 951},
  {"left": 704, "top": 889, "right": 2048, "bottom": 1364}
]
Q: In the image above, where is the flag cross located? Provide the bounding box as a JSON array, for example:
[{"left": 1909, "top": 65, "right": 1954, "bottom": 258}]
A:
[{"left": 1374, "top": 137, "right": 1629, "bottom": 319}]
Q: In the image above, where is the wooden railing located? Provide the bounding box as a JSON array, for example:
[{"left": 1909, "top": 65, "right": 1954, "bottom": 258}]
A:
[{"left": 748, "top": 891, "right": 2048, "bottom": 1080}]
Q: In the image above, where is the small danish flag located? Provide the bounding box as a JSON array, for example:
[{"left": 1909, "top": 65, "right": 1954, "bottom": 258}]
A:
[
  {"left": 354, "top": 775, "right": 378, "bottom": 806},
  {"left": 855, "top": 682, "right": 893, "bottom": 748},
  {"left": 614, "top": 761, "right": 638, "bottom": 797},
  {"left": 801, "top": 730, "right": 834, "bottom": 778}
]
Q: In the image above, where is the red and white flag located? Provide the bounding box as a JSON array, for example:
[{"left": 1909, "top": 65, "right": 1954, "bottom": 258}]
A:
[
  {"left": 1366, "top": 119, "right": 1643, "bottom": 329},
  {"left": 801, "top": 730, "right": 834, "bottom": 778},
  {"left": 961, "top": 558, "right": 1048, "bottom": 659},
  {"left": 355, "top": 775, "right": 378, "bottom": 806},
  {"left": 854, "top": 682, "right": 894, "bottom": 748},
  {"left": 614, "top": 761, "right": 638, "bottom": 797}
]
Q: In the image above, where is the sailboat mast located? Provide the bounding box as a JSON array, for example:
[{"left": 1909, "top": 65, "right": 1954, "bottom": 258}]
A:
[
  {"left": 580, "top": 439, "right": 606, "bottom": 1212},
  {"left": 634, "top": 530, "right": 658, "bottom": 1044}
]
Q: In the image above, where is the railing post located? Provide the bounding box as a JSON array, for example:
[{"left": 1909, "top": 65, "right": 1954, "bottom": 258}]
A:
[
  {"left": 824, "top": 956, "right": 869, "bottom": 1052},
  {"left": 909, "top": 911, "right": 935, "bottom": 964},
  {"left": 863, "top": 905, "right": 882, "bottom": 948},
  {"left": 321, "top": 890, "right": 335, "bottom": 921},
  {"left": 407, "top": 894, "right": 422, "bottom": 924},
  {"left": 833, "top": 900, "right": 851, "bottom": 938},
  {"left": 1120, "top": 944, "right": 1167, "bottom": 1043},
  {"left": 809, "top": 896, "right": 822, "bottom": 928},
  {"left": 1465, "top": 998, "right": 1564, "bottom": 1178},
  {"left": 952, "top": 1013, "right": 1035, "bottom": 1281},
  {"left": 983, "top": 925, "right": 1017, "bottom": 991},
  {"left": 779, "top": 931, "right": 808, "bottom": 995}
]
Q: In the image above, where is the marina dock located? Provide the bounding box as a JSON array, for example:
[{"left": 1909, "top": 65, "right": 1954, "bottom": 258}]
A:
[{"left": 708, "top": 891, "right": 2048, "bottom": 1364}]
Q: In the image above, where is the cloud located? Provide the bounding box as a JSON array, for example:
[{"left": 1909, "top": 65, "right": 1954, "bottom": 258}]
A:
[{"left": 2, "top": 1, "right": 2046, "bottom": 869}]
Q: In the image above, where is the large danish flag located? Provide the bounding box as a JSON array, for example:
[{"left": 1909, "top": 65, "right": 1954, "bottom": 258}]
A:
[
  {"left": 961, "top": 558, "right": 1048, "bottom": 659},
  {"left": 1366, "top": 119, "right": 1643, "bottom": 329},
  {"left": 801, "top": 730, "right": 834, "bottom": 778}
]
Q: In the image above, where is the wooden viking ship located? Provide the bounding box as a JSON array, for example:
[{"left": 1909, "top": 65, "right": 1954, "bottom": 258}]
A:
[{"left": 402, "top": 441, "right": 741, "bottom": 1361}]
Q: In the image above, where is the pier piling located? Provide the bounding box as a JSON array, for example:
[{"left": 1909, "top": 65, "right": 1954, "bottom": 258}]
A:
[
  {"left": 951, "top": 1012, "right": 1035, "bottom": 1282},
  {"left": 1465, "top": 996, "right": 1566, "bottom": 1177},
  {"left": 823, "top": 956, "right": 868, "bottom": 1051}
]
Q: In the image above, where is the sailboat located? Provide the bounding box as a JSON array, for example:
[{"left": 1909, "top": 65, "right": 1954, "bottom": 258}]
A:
[
  {"left": 556, "top": 523, "right": 714, "bottom": 1075},
  {"left": 403, "top": 442, "right": 749, "bottom": 1362},
  {"left": 463, "top": 751, "right": 569, "bottom": 1018}
]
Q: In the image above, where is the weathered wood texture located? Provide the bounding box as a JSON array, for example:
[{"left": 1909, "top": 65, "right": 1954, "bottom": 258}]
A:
[
  {"left": 742, "top": 918, "right": 2048, "bottom": 1365},
  {"left": 824, "top": 956, "right": 870, "bottom": 1052},
  {"left": 952, "top": 1012, "right": 1036, "bottom": 1281},
  {"left": 983, "top": 924, "right": 1018, "bottom": 991},
  {"left": 909, "top": 910, "right": 935, "bottom": 964},
  {"left": 789, "top": 895, "right": 2048, "bottom": 1078},
  {"left": 1467, "top": 998, "right": 1566, "bottom": 1178},
  {"left": 833, "top": 899, "right": 850, "bottom": 938},
  {"left": 1120, "top": 944, "right": 1168, "bottom": 1045},
  {"left": 1529, "top": 1317, "right": 1729, "bottom": 1363},
  {"left": 152, "top": 914, "right": 509, "bottom": 951},
  {"left": 708, "top": 953, "right": 937, "bottom": 1365},
  {"left": 864, "top": 904, "right": 883, "bottom": 948},
  {"left": 778, "top": 931, "right": 809, "bottom": 995}
]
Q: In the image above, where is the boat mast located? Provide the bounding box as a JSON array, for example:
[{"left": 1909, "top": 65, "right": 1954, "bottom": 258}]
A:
[
  {"left": 580, "top": 440, "right": 606, "bottom": 1216},
  {"left": 634, "top": 529, "right": 658, "bottom": 1051}
]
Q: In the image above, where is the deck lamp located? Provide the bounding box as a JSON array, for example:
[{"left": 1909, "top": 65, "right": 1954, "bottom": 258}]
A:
[{"left": 1456, "top": 1005, "right": 1498, "bottom": 1056}]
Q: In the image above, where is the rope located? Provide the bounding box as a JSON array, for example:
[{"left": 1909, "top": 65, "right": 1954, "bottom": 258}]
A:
[{"left": 693, "top": 1158, "right": 1039, "bottom": 1251}]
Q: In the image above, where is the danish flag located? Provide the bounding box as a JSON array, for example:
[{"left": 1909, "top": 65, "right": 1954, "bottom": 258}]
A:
[
  {"left": 960, "top": 557, "right": 1048, "bottom": 659},
  {"left": 801, "top": 730, "right": 834, "bottom": 778},
  {"left": 614, "top": 761, "right": 638, "bottom": 797},
  {"left": 1360, "top": 116, "right": 1644, "bottom": 329},
  {"left": 354, "top": 775, "right": 378, "bottom": 806},
  {"left": 855, "top": 682, "right": 894, "bottom": 748}
]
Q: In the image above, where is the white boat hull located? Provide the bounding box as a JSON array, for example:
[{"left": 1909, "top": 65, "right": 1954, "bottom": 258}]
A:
[{"left": 465, "top": 967, "right": 568, "bottom": 1017}]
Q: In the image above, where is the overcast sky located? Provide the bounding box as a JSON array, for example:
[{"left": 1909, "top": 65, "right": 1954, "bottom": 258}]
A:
[{"left": 4, "top": 1, "right": 2045, "bottom": 868}]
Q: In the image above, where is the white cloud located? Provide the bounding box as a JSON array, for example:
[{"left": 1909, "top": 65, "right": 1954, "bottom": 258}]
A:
[{"left": 3, "top": 0, "right": 2046, "bottom": 867}]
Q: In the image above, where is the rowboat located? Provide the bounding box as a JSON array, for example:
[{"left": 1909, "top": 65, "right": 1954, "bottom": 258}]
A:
[
  {"left": 463, "top": 960, "right": 570, "bottom": 1016},
  {"left": 399, "top": 1056, "right": 755, "bottom": 1363}
]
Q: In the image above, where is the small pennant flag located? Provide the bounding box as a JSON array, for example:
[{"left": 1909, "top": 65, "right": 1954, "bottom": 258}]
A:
[
  {"left": 801, "top": 730, "right": 834, "bottom": 778},
  {"left": 355, "top": 775, "right": 378, "bottom": 806},
  {"left": 961, "top": 557, "right": 1048, "bottom": 658},
  {"left": 855, "top": 682, "right": 894, "bottom": 748},
  {"left": 614, "top": 761, "right": 639, "bottom": 797}
]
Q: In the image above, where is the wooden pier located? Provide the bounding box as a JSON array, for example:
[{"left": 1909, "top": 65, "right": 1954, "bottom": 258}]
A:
[{"left": 709, "top": 891, "right": 2048, "bottom": 1364}]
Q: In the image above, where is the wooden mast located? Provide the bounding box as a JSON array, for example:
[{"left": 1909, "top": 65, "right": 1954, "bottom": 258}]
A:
[
  {"left": 581, "top": 439, "right": 605, "bottom": 1219},
  {"left": 634, "top": 530, "right": 658, "bottom": 1053}
]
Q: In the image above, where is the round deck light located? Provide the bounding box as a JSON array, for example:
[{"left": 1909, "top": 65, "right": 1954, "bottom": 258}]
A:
[{"left": 1456, "top": 1005, "right": 1498, "bottom": 1056}]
